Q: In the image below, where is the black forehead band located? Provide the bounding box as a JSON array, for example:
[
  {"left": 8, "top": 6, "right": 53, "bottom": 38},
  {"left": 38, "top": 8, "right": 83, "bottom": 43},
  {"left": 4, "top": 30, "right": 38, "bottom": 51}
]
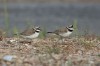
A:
[
  {"left": 68, "top": 28, "right": 73, "bottom": 32},
  {"left": 35, "top": 30, "right": 40, "bottom": 32}
]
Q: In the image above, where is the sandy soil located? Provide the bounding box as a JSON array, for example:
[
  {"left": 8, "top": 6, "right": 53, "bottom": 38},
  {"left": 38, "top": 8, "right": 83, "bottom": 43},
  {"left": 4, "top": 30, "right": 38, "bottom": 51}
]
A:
[{"left": 0, "top": 35, "right": 100, "bottom": 66}]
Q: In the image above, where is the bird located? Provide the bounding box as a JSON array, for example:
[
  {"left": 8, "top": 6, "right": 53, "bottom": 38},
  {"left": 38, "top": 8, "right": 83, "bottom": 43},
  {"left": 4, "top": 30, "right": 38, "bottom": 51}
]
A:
[
  {"left": 19, "top": 26, "right": 41, "bottom": 39},
  {"left": 47, "top": 25, "right": 74, "bottom": 38}
]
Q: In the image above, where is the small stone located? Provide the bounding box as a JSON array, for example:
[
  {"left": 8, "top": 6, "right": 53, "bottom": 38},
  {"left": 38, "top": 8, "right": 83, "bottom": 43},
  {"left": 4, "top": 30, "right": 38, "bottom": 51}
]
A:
[{"left": 3, "top": 55, "right": 17, "bottom": 62}]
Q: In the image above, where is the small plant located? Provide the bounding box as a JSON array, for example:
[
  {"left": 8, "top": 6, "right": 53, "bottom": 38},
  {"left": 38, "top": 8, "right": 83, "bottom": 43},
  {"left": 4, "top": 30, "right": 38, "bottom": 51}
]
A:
[
  {"left": 39, "top": 28, "right": 47, "bottom": 39},
  {"left": 73, "top": 19, "right": 79, "bottom": 36},
  {"left": 13, "top": 26, "right": 19, "bottom": 37},
  {"left": 4, "top": 0, "right": 10, "bottom": 35}
]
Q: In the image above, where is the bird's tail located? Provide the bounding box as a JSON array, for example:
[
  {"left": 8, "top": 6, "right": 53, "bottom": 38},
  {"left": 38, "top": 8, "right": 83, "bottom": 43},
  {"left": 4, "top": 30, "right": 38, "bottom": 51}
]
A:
[{"left": 47, "top": 32, "right": 53, "bottom": 33}]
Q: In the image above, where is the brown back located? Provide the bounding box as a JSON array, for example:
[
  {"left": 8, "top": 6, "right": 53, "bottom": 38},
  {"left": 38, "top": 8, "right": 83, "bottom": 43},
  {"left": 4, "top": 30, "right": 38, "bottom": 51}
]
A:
[
  {"left": 20, "top": 28, "right": 36, "bottom": 36},
  {"left": 54, "top": 27, "right": 68, "bottom": 35}
]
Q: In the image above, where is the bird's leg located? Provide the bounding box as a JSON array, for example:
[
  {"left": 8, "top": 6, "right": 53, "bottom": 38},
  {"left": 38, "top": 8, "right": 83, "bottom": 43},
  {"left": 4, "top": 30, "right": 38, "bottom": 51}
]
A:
[{"left": 58, "top": 36, "right": 65, "bottom": 43}]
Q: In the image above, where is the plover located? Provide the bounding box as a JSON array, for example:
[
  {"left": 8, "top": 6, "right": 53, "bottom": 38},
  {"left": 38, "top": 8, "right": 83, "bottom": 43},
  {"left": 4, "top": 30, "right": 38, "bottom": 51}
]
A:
[
  {"left": 48, "top": 25, "right": 74, "bottom": 37},
  {"left": 20, "top": 26, "right": 41, "bottom": 39}
]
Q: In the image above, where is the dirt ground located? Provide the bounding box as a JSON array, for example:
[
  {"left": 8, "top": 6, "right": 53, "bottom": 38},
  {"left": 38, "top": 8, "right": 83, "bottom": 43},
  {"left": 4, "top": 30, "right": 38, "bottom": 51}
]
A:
[{"left": 0, "top": 35, "right": 100, "bottom": 66}]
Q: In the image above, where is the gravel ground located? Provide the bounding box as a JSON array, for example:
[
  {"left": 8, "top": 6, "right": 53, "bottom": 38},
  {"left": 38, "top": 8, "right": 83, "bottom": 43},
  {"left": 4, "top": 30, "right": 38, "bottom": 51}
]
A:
[{"left": 0, "top": 35, "right": 100, "bottom": 66}]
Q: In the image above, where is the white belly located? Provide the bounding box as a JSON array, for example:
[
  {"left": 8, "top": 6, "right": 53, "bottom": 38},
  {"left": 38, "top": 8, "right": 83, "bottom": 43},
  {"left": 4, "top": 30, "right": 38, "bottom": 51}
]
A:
[
  {"left": 59, "top": 31, "right": 72, "bottom": 37},
  {"left": 21, "top": 32, "right": 39, "bottom": 39}
]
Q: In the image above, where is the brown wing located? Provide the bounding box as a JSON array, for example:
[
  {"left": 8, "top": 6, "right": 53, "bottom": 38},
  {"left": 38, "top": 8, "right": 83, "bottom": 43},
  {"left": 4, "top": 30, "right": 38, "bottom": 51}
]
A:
[
  {"left": 54, "top": 27, "right": 68, "bottom": 35},
  {"left": 20, "top": 28, "right": 36, "bottom": 36}
]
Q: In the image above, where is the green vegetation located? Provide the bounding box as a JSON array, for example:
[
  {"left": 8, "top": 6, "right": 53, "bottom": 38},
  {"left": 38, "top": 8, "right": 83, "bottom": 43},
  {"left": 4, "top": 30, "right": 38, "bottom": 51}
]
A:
[
  {"left": 73, "top": 19, "right": 79, "bottom": 36},
  {"left": 39, "top": 28, "right": 47, "bottom": 39},
  {"left": 13, "top": 26, "right": 19, "bottom": 37},
  {"left": 4, "top": 0, "right": 10, "bottom": 35}
]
